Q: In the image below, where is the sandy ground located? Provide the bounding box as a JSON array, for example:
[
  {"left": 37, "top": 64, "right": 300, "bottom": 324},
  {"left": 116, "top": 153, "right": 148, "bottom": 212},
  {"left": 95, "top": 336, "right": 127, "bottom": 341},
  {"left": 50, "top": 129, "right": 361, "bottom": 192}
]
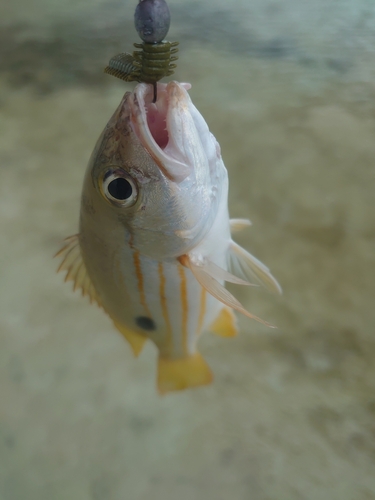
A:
[{"left": 1, "top": 1, "right": 375, "bottom": 499}]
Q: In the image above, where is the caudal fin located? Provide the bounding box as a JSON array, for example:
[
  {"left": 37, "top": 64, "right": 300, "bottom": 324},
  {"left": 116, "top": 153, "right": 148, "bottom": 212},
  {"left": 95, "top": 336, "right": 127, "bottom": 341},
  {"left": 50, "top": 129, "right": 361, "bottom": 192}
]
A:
[{"left": 157, "top": 353, "right": 213, "bottom": 395}]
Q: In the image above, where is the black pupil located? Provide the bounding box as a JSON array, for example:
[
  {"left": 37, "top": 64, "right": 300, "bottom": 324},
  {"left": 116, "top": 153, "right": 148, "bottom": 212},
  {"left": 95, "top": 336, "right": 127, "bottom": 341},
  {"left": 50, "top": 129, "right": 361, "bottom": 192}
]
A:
[{"left": 108, "top": 177, "right": 132, "bottom": 200}]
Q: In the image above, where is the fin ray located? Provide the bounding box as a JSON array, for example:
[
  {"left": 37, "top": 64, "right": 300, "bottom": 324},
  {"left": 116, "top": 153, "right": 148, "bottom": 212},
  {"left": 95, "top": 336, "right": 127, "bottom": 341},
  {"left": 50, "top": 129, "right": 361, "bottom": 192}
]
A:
[
  {"left": 65, "top": 256, "right": 81, "bottom": 282},
  {"left": 57, "top": 246, "right": 79, "bottom": 273},
  {"left": 55, "top": 234, "right": 101, "bottom": 307},
  {"left": 228, "top": 241, "right": 282, "bottom": 294},
  {"left": 81, "top": 274, "right": 90, "bottom": 297},
  {"left": 203, "top": 259, "right": 255, "bottom": 286},
  {"left": 73, "top": 262, "right": 86, "bottom": 291},
  {"left": 181, "top": 255, "right": 275, "bottom": 327}
]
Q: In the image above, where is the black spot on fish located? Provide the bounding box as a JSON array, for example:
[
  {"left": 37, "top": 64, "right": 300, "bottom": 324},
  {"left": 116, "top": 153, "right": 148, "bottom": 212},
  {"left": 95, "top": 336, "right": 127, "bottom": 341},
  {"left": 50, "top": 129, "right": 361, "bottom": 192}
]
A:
[{"left": 136, "top": 316, "right": 156, "bottom": 331}]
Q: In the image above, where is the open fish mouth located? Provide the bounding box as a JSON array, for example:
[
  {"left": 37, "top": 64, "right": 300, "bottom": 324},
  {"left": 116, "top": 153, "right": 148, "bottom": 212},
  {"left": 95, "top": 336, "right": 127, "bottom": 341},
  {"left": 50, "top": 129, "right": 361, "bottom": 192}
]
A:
[{"left": 129, "top": 81, "right": 193, "bottom": 183}]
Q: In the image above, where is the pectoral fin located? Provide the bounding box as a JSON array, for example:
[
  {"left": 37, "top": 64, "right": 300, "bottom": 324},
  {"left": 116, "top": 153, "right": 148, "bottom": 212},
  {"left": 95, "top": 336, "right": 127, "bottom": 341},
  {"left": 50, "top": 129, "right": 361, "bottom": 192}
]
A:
[
  {"left": 228, "top": 241, "right": 282, "bottom": 294},
  {"left": 179, "top": 254, "right": 274, "bottom": 327},
  {"left": 157, "top": 353, "right": 213, "bottom": 395},
  {"left": 230, "top": 218, "right": 252, "bottom": 233},
  {"left": 55, "top": 235, "right": 101, "bottom": 306},
  {"left": 113, "top": 321, "right": 146, "bottom": 357},
  {"left": 209, "top": 307, "right": 238, "bottom": 337}
]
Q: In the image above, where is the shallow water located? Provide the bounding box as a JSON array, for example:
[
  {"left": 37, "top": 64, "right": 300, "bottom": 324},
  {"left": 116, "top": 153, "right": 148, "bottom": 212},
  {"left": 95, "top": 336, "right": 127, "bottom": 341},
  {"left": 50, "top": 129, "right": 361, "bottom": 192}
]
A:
[{"left": 1, "top": 1, "right": 375, "bottom": 499}]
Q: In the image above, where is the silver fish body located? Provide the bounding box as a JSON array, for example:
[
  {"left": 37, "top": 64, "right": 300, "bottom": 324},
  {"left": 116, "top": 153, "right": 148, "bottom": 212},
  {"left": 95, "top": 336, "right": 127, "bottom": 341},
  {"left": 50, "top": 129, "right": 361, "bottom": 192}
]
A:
[{"left": 57, "top": 81, "right": 281, "bottom": 394}]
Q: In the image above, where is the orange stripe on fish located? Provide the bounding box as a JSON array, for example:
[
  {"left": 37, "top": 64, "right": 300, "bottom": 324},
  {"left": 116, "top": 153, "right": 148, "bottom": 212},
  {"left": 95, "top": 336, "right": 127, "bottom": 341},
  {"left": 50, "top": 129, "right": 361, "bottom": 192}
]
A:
[
  {"left": 178, "top": 264, "right": 188, "bottom": 354},
  {"left": 158, "top": 262, "right": 173, "bottom": 356},
  {"left": 133, "top": 250, "right": 151, "bottom": 316},
  {"left": 197, "top": 287, "right": 206, "bottom": 335}
]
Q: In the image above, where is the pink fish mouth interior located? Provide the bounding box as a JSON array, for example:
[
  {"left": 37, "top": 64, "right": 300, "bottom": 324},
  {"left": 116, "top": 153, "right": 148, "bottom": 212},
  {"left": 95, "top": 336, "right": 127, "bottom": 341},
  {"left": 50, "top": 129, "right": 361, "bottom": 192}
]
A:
[
  {"left": 145, "top": 90, "right": 169, "bottom": 150},
  {"left": 130, "top": 82, "right": 192, "bottom": 182}
]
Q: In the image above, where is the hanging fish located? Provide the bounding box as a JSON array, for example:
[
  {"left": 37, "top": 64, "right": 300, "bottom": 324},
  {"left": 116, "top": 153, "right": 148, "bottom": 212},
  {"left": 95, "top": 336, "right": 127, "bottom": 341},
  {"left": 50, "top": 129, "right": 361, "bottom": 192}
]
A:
[{"left": 56, "top": 81, "right": 281, "bottom": 394}]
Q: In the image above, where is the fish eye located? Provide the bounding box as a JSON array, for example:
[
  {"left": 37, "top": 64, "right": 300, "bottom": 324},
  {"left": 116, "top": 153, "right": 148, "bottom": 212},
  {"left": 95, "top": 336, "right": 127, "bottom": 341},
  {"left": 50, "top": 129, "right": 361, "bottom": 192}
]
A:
[{"left": 102, "top": 170, "right": 138, "bottom": 207}]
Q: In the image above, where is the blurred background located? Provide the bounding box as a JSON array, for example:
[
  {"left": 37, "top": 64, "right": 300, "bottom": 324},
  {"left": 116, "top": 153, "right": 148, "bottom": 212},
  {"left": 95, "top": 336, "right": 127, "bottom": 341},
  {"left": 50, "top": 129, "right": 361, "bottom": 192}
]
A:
[{"left": 1, "top": 0, "right": 375, "bottom": 498}]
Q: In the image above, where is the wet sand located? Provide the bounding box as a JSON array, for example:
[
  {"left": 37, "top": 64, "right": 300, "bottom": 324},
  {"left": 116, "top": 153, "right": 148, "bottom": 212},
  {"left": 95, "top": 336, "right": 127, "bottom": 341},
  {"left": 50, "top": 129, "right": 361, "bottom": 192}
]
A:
[{"left": 1, "top": 1, "right": 375, "bottom": 499}]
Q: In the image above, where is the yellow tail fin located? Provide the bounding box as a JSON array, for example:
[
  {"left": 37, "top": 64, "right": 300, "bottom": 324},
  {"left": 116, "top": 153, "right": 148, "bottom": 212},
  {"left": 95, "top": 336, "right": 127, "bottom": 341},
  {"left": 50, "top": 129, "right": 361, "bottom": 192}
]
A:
[{"left": 157, "top": 353, "right": 213, "bottom": 395}]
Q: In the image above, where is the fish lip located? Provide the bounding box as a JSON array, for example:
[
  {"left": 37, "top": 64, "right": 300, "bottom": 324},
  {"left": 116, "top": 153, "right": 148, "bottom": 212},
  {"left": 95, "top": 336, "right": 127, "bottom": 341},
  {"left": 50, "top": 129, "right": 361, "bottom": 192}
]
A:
[{"left": 129, "top": 81, "right": 192, "bottom": 183}]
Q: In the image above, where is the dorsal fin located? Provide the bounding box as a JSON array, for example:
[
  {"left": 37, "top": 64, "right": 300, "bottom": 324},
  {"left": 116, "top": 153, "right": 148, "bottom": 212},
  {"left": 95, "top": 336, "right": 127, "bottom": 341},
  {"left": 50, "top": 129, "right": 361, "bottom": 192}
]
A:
[
  {"left": 55, "top": 234, "right": 101, "bottom": 307},
  {"left": 113, "top": 321, "right": 146, "bottom": 357}
]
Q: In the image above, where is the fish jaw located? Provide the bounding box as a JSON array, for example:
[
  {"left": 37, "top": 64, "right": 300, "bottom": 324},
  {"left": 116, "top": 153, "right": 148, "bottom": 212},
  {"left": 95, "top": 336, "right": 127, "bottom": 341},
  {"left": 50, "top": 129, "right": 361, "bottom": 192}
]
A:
[
  {"left": 81, "top": 80, "right": 228, "bottom": 259},
  {"left": 129, "top": 81, "right": 193, "bottom": 183},
  {"left": 127, "top": 81, "right": 227, "bottom": 252},
  {"left": 129, "top": 81, "right": 220, "bottom": 187}
]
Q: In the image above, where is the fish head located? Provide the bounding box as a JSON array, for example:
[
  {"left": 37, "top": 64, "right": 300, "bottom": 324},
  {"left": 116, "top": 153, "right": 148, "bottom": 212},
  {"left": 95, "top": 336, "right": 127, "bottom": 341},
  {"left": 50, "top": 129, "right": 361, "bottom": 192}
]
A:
[{"left": 81, "top": 81, "right": 227, "bottom": 259}]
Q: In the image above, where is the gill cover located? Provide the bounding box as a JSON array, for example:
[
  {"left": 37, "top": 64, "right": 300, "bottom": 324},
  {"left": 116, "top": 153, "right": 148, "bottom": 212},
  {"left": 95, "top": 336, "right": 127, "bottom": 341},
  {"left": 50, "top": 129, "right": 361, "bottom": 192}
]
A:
[{"left": 81, "top": 81, "right": 227, "bottom": 259}]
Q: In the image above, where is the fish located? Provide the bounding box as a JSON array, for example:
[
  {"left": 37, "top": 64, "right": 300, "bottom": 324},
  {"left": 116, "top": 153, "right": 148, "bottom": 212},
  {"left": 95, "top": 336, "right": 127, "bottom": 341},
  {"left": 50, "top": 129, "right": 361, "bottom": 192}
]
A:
[{"left": 56, "top": 81, "right": 281, "bottom": 394}]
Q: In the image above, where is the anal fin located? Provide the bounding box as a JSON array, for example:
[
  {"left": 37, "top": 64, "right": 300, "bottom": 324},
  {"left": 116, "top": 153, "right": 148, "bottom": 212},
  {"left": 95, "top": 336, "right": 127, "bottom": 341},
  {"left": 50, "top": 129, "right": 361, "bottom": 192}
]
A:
[
  {"left": 55, "top": 234, "right": 101, "bottom": 306},
  {"left": 209, "top": 307, "right": 238, "bottom": 337},
  {"left": 113, "top": 321, "right": 146, "bottom": 357},
  {"left": 157, "top": 353, "right": 213, "bottom": 395}
]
